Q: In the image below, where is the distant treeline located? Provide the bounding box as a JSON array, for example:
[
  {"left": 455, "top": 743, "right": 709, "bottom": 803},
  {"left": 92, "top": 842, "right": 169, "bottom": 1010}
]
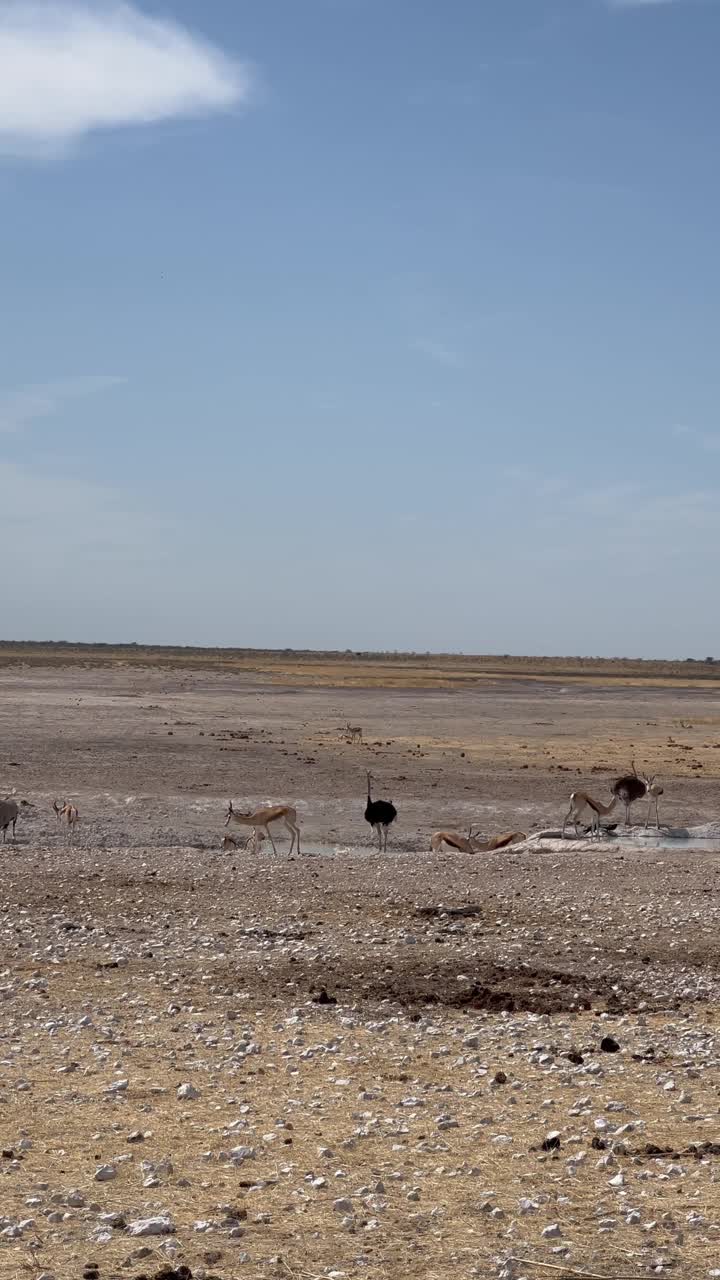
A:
[{"left": 0, "top": 640, "right": 716, "bottom": 675}]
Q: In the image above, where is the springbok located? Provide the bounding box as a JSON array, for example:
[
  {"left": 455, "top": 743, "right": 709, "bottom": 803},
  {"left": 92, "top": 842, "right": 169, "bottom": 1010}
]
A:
[
  {"left": 431, "top": 827, "right": 527, "bottom": 853},
  {"left": 53, "top": 800, "right": 79, "bottom": 836},
  {"left": 225, "top": 801, "right": 301, "bottom": 856},
  {"left": 611, "top": 762, "right": 663, "bottom": 828},
  {"left": 221, "top": 830, "right": 266, "bottom": 854},
  {"left": 431, "top": 826, "right": 482, "bottom": 853},
  {"left": 0, "top": 798, "right": 19, "bottom": 843},
  {"left": 562, "top": 791, "right": 618, "bottom": 839},
  {"left": 345, "top": 723, "right": 363, "bottom": 744}
]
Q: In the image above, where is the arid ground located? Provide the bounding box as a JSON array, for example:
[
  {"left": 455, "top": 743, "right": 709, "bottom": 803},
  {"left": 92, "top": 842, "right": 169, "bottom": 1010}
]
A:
[{"left": 1, "top": 651, "right": 719, "bottom": 1280}]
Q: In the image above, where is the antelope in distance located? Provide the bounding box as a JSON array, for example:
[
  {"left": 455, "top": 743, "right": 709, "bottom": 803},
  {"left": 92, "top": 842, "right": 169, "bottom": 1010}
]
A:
[
  {"left": 562, "top": 791, "right": 618, "bottom": 839},
  {"left": 225, "top": 801, "right": 301, "bottom": 856},
  {"left": 344, "top": 723, "right": 363, "bottom": 745},
  {"left": 53, "top": 799, "right": 79, "bottom": 836},
  {"left": 611, "top": 762, "right": 663, "bottom": 828}
]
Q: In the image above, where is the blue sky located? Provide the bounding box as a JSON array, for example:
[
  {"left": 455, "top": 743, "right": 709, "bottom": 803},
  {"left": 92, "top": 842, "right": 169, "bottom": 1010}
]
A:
[{"left": 2, "top": 0, "right": 719, "bottom": 656}]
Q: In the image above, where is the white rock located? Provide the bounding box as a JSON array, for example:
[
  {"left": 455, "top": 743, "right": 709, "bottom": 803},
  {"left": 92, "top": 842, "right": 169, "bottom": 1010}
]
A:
[
  {"left": 128, "top": 1216, "right": 175, "bottom": 1237},
  {"left": 177, "top": 1082, "right": 199, "bottom": 1100},
  {"left": 94, "top": 1165, "right": 117, "bottom": 1182},
  {"left": 542, "top": 1224, "right": 562, "bottom": 1238},
  {"left": 98, "top": 1212, "right": 125, "bottom": 1227},
  {"left": 230, "top": 1146, "right": 256, "bottom": 1163}
]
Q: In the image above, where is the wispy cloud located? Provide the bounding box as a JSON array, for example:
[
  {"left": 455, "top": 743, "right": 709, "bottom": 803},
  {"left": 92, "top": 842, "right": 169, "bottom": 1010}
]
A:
[
  {"left": 0, "top": 2, "right": 253, "bottom": 156},
  {"left": 673, "top": 423, "right": 720, "bottom": 452},
  {"left": 412, "top": 339, "right": 464, "bottom": 369},
  {"left": 0, "top": 458, "right": 175, "bottom": 567},
  {"left": 606, "top": 0, "right": 675, "bottom": 8},
  {"left": 0, "top": 375, "right": 125, "bottom": 433}
]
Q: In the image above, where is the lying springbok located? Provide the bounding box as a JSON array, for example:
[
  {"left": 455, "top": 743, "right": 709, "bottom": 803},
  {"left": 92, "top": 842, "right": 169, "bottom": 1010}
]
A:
[
  {"left": 562, "top": 791, "right": 618, "bottom": 839},
  {"left": 482, "top": 830, "right": 527, "bottom": 851},
  {"left": 431, "top": 827, "right": 527, "bottom": 853},
  {"left": 431, "top": 826, "right": 483, "bottom": 853},
  {"left": 53, "top": 800, "right": 80, "bottom": 835},
  {"left": 0, "top": 798, "right": 19, "bottom": 843},
  {"left": 345, "top": 723, "right": 363, "bottom": 744},
  {"left": 221, "top": 830, "right": 266, "bottom": 854},
  {"left": 225, "top": 800, "right": 301, "bottom": 856}
]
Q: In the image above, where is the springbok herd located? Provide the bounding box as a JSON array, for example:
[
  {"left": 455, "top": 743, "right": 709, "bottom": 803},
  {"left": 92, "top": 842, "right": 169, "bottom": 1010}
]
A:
[{"left": 0, "top": 761, "right": 664, "bottom": 854}]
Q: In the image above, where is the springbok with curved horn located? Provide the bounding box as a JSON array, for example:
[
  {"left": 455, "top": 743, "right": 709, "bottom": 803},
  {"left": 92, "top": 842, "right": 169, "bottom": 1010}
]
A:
[
  {"left": 225, "top": 801, "right": 301, "bottom": 856},
  {"left": 562, "top": 790, "right": 618, "bottom": 839},
  {"left": 431, "top": 826, "right": 527, "bottom": 853},
  {"left": 431, "top": 826, "right": 482, "bottom": 853},
  {"left": 611, "top": 762, "right": 663, "bottom": 828}
]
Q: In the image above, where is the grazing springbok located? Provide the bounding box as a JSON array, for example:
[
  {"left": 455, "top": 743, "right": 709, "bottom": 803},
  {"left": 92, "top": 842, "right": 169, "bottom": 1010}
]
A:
[
  {"left": 611, "top": 762, "right": 663, "bottom": 828},
  {"left": 562, "top": 791, "right": 618, "bottom": 839},
  {"left": 53, "top": 800, "right": 80, "bottom": 836},
  {"left": 0, "top": 798, "right": 19, "bottom": 843},
  {"left": 344, "top": 723, "right": 363, "bottom": 744},
  {"left": 225, "top": 801, "right": 301, "bottom": 856}
]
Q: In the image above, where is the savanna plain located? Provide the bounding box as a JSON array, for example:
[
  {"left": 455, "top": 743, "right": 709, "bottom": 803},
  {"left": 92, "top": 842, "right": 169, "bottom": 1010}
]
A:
[{"left": 1, "top": 646, "right": 720, "bottom": 1280}]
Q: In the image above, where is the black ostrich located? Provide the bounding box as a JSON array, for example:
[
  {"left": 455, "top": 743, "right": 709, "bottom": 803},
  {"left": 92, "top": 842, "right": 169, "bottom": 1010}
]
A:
[
  {"left": 365, "top": 771, "right": 397, "bottom": 851},
  {"left": 611, "top": 761, "right": 663, "bottom": 828}
]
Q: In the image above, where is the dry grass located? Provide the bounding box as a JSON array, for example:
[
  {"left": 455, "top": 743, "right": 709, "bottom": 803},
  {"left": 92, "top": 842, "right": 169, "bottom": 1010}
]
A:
[{"left": 3, "top": 643, "right": 720, "bottom": 690}]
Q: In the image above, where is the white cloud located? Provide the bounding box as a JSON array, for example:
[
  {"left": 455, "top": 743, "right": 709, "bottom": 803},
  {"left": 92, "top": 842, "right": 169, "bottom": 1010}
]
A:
[
  {"left": 0, "top": 458, "right": 176, "bottom": 585},
  {"left": 673, "top": 423, "right": 720, "bottom": 452},
  {"left": 412, "top": 339, "right": 464, "bottom": 369},
  {"left": 0, "top": 2, "right": 252, "bottom": 155},
  {"left": 0, "top": 375, "right": 125, "bottom": 433},
  {"left": 606, "top": 0, "right": 675, "bottom": 7}
]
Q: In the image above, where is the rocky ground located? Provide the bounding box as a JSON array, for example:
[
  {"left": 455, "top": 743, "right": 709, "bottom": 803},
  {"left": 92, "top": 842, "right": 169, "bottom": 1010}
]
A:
[{"left": 1, "top": 664, "right": 720, "bottom": 1280}]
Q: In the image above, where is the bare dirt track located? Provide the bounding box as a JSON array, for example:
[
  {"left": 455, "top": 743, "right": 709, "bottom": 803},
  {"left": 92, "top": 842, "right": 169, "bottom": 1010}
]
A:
[{"left": 1, "top": 658, "right": 720, "bottom": 1280}]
